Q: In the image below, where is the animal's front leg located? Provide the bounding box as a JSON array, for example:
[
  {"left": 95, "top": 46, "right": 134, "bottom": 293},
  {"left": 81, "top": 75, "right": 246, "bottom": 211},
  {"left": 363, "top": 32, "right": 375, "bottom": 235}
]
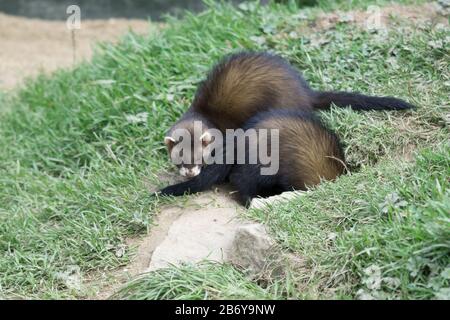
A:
[
  {"left": 159, "top": 179, "right": 203, "bottom": 196},
  {"left": 159, "top": 164, "right": 232, "bottom": 197}
]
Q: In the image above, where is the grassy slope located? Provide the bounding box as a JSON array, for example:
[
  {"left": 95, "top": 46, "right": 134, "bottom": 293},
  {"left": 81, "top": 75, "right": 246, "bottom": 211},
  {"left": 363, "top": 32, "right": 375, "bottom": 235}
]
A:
[{"left": 0, "top": 0, "right": 448, "bottom": 299}]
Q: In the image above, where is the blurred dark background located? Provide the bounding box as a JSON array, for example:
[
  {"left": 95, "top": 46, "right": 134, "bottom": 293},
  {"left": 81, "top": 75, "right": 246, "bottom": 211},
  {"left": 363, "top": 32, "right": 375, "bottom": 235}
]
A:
[
  {"left": 0, "top": 0, "right": 318, "bottom": 21},
  {"left": 0, "top": 0, "right": 237, "bottom": 20}
]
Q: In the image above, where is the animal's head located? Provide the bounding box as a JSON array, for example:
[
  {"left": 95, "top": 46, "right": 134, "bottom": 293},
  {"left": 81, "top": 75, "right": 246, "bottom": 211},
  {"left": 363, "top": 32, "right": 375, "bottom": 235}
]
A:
[{"left": 164, "top": 118, "right": 216, "bottom": 178}]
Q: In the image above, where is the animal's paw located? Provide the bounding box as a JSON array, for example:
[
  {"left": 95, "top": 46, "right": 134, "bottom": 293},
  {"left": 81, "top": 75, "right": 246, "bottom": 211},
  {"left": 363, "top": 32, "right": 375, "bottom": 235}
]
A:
[
  {"left": 158, "top": 186, "right": 176, "bottom": 196},
  {"left": 158, "top": 184, "right": 187, "bottom": 197}
]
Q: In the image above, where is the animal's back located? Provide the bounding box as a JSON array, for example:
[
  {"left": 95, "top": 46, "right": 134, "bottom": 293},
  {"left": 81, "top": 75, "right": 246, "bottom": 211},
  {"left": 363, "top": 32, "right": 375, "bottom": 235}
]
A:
[
  {"left": 192, "top": 52, "right": 314, "bottom": 131},
  {"left": 251, "top": 110, "right": 345, "bottom": 189}
]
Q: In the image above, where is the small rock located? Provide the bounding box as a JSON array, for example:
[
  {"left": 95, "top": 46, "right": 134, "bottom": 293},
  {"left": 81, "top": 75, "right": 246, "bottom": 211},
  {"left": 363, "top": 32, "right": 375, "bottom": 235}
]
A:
[
  {"left": 227, "top": 224, "right": 305, "bottom": 279},
  {"left": 250, "top": 190, "right": 304, "bottom": 210},
  {"left": 227, "top": 224, "right": 277, "bottom": 276},
  {"left": 55, "top": 265, "right": 82, "bottom": 291}
]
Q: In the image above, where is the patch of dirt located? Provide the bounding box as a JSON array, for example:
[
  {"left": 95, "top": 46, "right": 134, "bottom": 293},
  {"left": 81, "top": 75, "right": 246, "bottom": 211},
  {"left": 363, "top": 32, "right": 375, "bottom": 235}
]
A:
[
  {"left": 87, "top": 203, "right": 186, "bottom": 300},
  {"left": 0, "top": 13, "right": 162, "bottom": 89},
  {"left": 147, "top": 193, "right": 241, "bottom": 271},
  {"left": 125, "top": 204, "right": 185, "bottom": 275},
  {"left": 392, "top": 117, "right": 444, "bottom": 162},
  {"left": 90, "top": 185, "right": 242, "bottom": 299},
  {"left": 312, "top": 2, "right": 448, "bottom": 31},
  {"left": 91, "top": 186, "right": 312, "bottom": 299}
]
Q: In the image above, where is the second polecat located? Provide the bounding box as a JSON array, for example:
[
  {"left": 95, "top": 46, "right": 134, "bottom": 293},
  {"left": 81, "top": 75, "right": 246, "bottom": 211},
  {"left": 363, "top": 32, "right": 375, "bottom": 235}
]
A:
[
  {"left": 228, "top": 110, "right": 345, "bottom": 206},
  {"left": 164, "top": 51, "right": 414, "bottom": 177},
  {"left": 159, "top": 110, "right": 345, "bottom": 206}
]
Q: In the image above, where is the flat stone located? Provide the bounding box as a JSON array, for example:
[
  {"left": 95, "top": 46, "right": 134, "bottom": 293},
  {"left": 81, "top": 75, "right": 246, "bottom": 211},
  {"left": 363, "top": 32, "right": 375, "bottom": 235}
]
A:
[
  {"left": 147, "top": 190, "right": 242, "bottom": 271},
  {"left": 144, "top": 188, "right": 299, "bottom": 276}
]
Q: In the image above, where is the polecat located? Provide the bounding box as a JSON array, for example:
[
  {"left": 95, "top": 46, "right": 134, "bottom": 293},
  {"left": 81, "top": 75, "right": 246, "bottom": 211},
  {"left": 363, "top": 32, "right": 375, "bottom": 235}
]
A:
[
  {"left": 228, "top": 110, "right": 345, "bottom": 206},
  {"left": 164, "top": 51, "right": 414, "bottom": 177},
  {"left": 159, "top": 110, "right": 345, "bottom": 207}
]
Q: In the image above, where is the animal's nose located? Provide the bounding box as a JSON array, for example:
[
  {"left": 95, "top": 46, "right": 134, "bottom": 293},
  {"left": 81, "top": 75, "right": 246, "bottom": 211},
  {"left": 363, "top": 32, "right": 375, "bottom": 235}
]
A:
[{"left": 186, "top": 170, "right": 196, "bottom": 177}]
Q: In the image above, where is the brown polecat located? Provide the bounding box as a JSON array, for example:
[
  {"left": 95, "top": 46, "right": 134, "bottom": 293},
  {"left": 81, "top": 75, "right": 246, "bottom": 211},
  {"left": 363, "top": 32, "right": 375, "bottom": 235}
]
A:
[
  {"left": 228, "top": 110, "right": 345, "bottom": 206},
  {"left": 164, "top": 51, "right": 414, "bottom": 177},
  {"left": 159, "top": 110, "right": 345, "bottom": 206}
]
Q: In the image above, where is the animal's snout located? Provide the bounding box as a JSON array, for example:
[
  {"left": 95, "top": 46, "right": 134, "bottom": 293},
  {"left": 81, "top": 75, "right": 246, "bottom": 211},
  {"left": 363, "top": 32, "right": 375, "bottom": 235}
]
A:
[{"left": 180, "top": 166, "right": 201, "bottom": 178}]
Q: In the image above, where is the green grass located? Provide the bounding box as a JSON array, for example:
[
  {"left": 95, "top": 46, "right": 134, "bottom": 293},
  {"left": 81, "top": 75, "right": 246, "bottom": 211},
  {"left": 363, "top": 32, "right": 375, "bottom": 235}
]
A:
[
  {"left": 111, "top": 262, "right": 301, "bottom": 300},
  {"left": 245, "top": 144, "right": 450, "bottom": 299},
  {"left": 0, "top": 0, "right": 448, "bottom": 299}
]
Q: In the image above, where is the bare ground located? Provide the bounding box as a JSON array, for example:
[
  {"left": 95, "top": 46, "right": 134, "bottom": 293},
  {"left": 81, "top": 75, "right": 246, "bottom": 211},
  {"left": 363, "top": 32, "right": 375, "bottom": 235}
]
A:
[
  {"left": 313, "top": 2, "right": 448, "bottom": 30},
  {"left": 0, "top": 3, "right": 446, "bottom": 90},
  {"left": 0, "top": 13, "right": 161, "bottom": 89},
  {"left": 89, "top": 187, "right": 243, "bottom": 300}
]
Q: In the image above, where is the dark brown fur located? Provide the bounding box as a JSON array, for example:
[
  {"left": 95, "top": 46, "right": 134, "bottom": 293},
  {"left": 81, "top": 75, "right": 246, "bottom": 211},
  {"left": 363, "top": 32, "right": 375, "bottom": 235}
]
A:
[
  {"left": 164, "top": 51, "right": 414, "bottom": 177},
  {"left": 160, "top": 110, "right": 346, "bottom": 206},
  {"left": 256, "top": 113, "right": 344, "bottom": 188},
  {"left": 256, "top": 113, "right": 345, "bottom": 190},
  {"left": 228, "top": 110, "right": 345, "bottom": 205}
]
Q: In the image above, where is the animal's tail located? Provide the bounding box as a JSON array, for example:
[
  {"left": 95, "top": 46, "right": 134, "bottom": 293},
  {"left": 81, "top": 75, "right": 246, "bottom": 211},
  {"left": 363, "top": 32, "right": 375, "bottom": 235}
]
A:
[{"left": 312, "top": 91, "right": 415, "bottom": 111}]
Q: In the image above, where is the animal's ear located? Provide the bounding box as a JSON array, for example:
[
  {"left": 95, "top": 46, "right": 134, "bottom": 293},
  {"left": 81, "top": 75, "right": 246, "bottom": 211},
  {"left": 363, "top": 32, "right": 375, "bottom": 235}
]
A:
[
  {"left": 164, "top": 136, "right": 176, "bottom": 147},
  {"left": 200, "top": 130, "right": 213, "bottom": 146}
]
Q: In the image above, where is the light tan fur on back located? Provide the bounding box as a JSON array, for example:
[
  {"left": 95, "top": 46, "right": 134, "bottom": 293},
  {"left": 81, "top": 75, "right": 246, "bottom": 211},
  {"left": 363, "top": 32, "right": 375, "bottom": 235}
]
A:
[
  {"left": 192, "top": 52, "right": 314, "bottom": 131},
  {"left": 256, "top": 116, "right": 344, "bottom": 189}
]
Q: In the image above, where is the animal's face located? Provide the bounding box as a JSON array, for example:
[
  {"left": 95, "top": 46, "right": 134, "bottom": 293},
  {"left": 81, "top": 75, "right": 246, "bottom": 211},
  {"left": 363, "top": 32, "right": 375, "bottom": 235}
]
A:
[{"left": 164, "top": 129, "right": 213, "bottom": 178}]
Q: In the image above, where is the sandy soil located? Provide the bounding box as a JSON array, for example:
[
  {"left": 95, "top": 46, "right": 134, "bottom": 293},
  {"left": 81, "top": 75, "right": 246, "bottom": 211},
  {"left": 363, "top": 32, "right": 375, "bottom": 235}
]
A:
[
  {"left": 90, "top": 186, "right": 243, "bottom": 300},
  {"left": 313, "top": 2, "right": 448, "bottom": 30},
  {"left": 0, "top": 13, "right": 159, "bottom": 89},
  {"left": 1, "top": 3, "right": 445, "bottom": 90}
]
